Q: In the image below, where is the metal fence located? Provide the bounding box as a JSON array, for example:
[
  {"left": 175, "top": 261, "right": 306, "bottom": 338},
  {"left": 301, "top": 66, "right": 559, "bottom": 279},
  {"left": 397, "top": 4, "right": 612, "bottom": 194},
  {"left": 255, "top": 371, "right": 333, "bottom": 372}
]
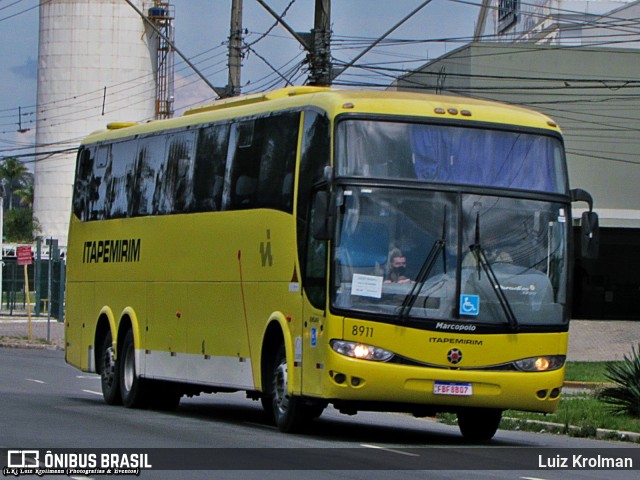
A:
[{"left": 1, "top": 239, "right": 66, "bottom": 320}]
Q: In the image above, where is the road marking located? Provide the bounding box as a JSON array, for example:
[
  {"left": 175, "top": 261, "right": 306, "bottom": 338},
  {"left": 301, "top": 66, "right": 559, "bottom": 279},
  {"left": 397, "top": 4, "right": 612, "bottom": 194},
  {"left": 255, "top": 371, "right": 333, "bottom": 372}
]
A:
[
  {"left": 361, "top": 444, "right": 420, "bottom": 457},
  {"left": 76, "top": 375, "right": 100, "bottom": 379},
  {"left": 25, "top": 378, "right": 45, "bottom": 384},
  {"left": 82, "top": 389, "right": 103, "bottom": 396},
  {"left": 521, "top": 477, "right": 549, "bottom": 480}
]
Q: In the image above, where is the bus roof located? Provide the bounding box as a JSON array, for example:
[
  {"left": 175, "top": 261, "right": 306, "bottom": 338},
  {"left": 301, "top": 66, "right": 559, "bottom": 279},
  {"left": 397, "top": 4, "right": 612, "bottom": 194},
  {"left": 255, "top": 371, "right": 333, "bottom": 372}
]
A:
[{"left": 81, "top": 87, "right": 560, "bottom": 144}]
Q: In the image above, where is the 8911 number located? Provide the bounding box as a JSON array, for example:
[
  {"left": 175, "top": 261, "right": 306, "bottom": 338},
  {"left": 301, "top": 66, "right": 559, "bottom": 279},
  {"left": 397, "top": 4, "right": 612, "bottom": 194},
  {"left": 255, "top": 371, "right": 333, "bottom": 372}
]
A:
[{"left": 351, "top": 325, "right": 374, "bottom": 338}]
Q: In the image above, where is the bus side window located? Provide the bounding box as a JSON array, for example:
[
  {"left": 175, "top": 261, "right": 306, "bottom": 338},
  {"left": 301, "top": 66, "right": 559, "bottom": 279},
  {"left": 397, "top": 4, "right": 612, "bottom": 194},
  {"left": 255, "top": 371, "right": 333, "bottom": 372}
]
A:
[
  {"left": 164, "top": 131, "right": 196, "bottom": 214},
  {"left": 227, "top": 112, "right": 300, "bottom": 212},
  {"left": 106, "top": 141, "right": 137, "bottom": 219},
  {"left": 228, "top": 120, "right": 259, "bottom": 210},
  {"left": 298, "top": 110, "right": 330, "bottom": 309},
  {"left": 193, "top": 123, "right": 229, "bottom": 212},
  {"left": 133, "top": 135, "right": 166, "bottom": 217},
  {"left": 305, "top": 192, "right": 329, "bottom": 309},
  {"left": 73, "top": 147, "right": 96, "bottom": 221},
  {"left": 254, "top": 112, "right": 300, "bottom": 213},
  {"left": 91, "top": 145, "right": 110, "bottom": 220}
]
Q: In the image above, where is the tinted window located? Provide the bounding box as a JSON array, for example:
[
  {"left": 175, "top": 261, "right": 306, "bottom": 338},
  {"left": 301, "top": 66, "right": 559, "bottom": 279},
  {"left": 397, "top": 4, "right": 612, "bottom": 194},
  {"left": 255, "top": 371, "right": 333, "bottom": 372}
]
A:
[
  {"left": 73, "top": 111, "right": 302, "bottom": 222},
  {"left": 158, "top": 131, "right": 196, "bottom": 213},
  {"left": 297, "top": 110, "right": 330, "bottom": 309},
  {"left": 104, "top": 141, "right": 137, "bottom": 219},
  {"left": 193, "top": 124, "right": 229, "bottom": 212},
  {"left": 227, "top": 112, "right": 300, "bottom": 212},
  {"left": 336, "top": 120, "right": 567, "bottom": 194},
  {"left": 132, "top": 135, "right": 166, "bottom": 216}
]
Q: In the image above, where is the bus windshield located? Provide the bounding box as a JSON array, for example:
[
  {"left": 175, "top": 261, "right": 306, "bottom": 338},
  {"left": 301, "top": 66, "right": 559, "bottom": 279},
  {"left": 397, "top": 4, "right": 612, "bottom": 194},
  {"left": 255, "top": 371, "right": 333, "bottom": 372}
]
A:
[
  {"left": 333, "top": 187, "right": 569, "bottom": 327},
  {"left": 336, "top": 119, "right": 567, "bottom": 194}
]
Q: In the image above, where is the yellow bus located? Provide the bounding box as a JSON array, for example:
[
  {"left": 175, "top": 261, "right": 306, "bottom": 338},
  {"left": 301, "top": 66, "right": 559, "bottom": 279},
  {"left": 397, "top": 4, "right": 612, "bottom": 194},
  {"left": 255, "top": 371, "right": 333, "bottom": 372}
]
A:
[{"left": 66, "top": 86, "right": 598, "bottom": 440}]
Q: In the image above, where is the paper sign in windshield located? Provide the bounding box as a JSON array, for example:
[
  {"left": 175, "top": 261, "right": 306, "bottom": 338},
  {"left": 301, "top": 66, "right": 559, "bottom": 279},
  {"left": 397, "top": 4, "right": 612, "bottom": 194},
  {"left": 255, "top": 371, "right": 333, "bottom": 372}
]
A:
[{"left": 351, "top": 274, "right": 383, "bottom": 299}]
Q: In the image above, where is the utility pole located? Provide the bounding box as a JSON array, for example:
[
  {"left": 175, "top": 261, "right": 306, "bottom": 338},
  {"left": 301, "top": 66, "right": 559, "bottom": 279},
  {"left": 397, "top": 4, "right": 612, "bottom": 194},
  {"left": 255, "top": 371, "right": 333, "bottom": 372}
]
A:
[
  {"left": 227, "top": 0, "right": 243, "bottom": 97},
  {"left": 256, "top": 0, "right": 331, "bottom": 87},
  {"left": 308, "top": 0, "right": 331, "bottom": 86}
]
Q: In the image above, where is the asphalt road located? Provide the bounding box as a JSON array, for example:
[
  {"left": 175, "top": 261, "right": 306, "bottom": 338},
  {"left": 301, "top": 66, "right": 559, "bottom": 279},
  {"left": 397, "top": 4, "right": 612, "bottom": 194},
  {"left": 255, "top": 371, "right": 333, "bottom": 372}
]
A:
[{"left": 0, "top": 348, "right": 638, "bottom": 480}]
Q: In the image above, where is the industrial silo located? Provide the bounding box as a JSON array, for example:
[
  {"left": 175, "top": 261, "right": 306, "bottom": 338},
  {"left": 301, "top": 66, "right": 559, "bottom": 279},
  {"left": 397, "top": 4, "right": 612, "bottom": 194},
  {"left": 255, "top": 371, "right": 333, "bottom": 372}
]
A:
[{"left": 35, "top": 0, "right": 158, "bottom": 247}]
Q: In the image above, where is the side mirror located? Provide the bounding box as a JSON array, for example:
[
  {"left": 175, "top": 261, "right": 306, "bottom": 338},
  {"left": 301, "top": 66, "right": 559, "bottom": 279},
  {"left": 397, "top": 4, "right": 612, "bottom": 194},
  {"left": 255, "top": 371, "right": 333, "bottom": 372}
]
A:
[
  {"left": 571, "top": 188, "right": 599, "bottom": 259},
  {"left": 312, "top": 191, "right": 334, "bottom": 241},
  {"left": 580, "top": 211, "right": 599, "bottom": 259},
  {"left": 570, "top": 188, "right": 593, "bottom": 211}
]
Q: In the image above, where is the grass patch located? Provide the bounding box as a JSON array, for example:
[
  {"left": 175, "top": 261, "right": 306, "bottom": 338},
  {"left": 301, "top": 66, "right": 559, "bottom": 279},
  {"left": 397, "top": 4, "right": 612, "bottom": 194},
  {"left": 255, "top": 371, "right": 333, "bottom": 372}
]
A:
[
  {"left": 506, "top": 394, "right": 640, "bottom": 436},
  {"left": 564, "top": 361, "right": 622, "bottom": 383}
]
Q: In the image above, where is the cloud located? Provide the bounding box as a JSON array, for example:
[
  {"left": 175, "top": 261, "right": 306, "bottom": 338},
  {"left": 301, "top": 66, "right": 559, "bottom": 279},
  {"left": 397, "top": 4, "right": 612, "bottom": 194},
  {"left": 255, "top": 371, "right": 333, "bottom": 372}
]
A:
[{"left": 11, "top": 57, "right": 37, "bottom": 80}]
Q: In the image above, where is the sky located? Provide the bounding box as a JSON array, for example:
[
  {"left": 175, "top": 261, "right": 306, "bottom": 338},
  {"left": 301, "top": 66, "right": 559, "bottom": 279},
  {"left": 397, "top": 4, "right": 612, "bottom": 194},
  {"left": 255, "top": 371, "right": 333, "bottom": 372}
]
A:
[{"left": 0, "top": 0, "right": 481, "bottom": 160}]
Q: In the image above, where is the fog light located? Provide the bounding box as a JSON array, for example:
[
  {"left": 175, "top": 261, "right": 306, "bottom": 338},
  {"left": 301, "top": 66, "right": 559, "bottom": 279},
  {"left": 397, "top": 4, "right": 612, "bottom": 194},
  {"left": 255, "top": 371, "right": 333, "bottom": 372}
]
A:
[{"left": 334, "top": 373, "right": 346, "bottom": 384}]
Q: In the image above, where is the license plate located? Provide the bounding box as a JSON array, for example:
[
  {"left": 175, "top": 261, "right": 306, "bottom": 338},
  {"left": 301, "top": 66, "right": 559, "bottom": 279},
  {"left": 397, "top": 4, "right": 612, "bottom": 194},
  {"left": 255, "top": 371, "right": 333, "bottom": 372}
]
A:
[{"left": 433, "top": 381, "right": 473, "bottom": 396}]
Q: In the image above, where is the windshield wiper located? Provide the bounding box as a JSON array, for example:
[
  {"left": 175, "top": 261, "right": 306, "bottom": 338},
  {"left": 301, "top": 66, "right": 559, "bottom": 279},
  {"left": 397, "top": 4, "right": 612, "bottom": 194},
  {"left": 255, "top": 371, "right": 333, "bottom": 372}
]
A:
[
  {"left": 469, "top": 213, "right": 519, "bottom": 331},
  {"left": 399, "top": 208, "right": 447, "bottom": 320}
]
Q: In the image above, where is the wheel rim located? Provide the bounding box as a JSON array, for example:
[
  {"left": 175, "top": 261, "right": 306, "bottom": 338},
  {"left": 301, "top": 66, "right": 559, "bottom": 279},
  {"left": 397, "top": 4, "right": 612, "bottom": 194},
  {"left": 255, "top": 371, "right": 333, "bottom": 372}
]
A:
[
  {"left": 123, "top": 342, "right": 135, "bottom": 392},
  {"left": 272, "top": 358, "right": 289, "bottom": 416},
  {"left": 102, "top": 344, "right": 116, "bottom": 388}
]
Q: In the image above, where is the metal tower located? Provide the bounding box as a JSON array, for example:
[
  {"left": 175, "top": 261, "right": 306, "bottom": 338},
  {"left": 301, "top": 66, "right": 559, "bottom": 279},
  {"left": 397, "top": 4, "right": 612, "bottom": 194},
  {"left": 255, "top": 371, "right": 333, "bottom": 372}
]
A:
[{"left": 148, "top": 2, "right": 175, "bottom": 119}]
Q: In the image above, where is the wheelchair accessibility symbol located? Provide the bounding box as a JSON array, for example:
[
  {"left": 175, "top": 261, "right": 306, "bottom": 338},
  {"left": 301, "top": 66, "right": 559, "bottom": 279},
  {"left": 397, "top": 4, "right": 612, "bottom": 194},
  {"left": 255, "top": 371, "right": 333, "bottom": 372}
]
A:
[{"left": 459, "top": 295, "right": 480, "bottom": 316}]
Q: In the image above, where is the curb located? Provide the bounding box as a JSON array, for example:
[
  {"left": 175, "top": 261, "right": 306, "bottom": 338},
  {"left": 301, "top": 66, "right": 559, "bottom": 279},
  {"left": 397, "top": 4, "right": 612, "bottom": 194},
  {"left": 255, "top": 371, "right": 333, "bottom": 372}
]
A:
[
  {"left": 563, "top": 381, "right": 610, "bottom": 390},
  {"left": 503, "top": 417, "right": 640, "bottom": 443},
  {"left": 0, "top": 341, "right": 63, "bottom": 351}
]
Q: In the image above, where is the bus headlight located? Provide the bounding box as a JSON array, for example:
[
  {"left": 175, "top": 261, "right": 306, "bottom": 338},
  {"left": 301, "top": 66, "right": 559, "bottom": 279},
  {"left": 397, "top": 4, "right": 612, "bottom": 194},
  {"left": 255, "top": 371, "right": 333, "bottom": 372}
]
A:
[
  {"left": 330, "top": 340, "right": 394, "bottom": 362},
  {"left": 514, "top": 355, "right": 565, "bottom": 372}
]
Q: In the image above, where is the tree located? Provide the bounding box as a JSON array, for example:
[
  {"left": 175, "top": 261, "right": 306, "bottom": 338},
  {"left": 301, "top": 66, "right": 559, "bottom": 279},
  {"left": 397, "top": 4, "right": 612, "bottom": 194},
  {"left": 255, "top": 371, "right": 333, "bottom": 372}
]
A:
[
  {"left": 0, "top": 156, "right": 29, "bottom": 210},
  {"left": 4, "top": 208, "right": 39, "bottom": 242},
  {"left": 15, "top": 183, "right": 34, "bottom": 209}
]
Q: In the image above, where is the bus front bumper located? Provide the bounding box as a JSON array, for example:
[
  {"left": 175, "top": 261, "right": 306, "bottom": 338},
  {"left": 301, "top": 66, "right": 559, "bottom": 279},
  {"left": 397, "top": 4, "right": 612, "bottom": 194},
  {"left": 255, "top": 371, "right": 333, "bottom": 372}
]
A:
[{"left": 321, "top": 352, "right": 565, "bottom": 414}]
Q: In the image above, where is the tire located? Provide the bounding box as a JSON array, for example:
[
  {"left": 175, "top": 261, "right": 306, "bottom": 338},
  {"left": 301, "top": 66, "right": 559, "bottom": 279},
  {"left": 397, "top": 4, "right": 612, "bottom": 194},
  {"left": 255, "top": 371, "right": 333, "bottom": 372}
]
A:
[
  {"left": 119, "top": 329, "right": 149, "bottom": 408},
  {"left": 99, "top": 330, "right": 121, "bottom": 405},
  {"left": 268, "top": 344, "right": 313, "bottom": 433},
  {"left": 457, "top": 408, "right": 502, "bottom": 441}
]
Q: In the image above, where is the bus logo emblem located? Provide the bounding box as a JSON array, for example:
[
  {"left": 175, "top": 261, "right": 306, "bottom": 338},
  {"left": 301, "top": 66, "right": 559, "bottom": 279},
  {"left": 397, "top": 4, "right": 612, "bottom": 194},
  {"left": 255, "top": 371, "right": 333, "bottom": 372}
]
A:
[
  {"left": 447, "top": 348, "right": 462, "bottom": 364},
  {"left": 260, "top": 229, "right": 273, "bottom": 267}
]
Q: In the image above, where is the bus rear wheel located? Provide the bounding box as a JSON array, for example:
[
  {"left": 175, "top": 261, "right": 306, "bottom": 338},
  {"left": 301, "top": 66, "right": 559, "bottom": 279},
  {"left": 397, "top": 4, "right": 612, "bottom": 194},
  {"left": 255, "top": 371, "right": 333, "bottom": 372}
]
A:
[
  {"left": 99, "top": 330, "right": 121, "bottom": 405},
  {"left": 457, "top": 408, "right": 502, "bottom": 441},
  {"left": 268, "top": 344, "right": 312, "bottom": 433},
  {"left": 119, "top": 329, "right": 149, "bottom": 408}
]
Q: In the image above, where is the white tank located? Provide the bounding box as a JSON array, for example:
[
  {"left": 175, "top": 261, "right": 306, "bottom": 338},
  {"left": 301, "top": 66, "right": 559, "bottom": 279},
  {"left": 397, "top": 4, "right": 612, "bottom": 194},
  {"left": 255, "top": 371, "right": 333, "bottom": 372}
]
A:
[{"left": 35, "top": 0, "right": 157, "bottom": 247}]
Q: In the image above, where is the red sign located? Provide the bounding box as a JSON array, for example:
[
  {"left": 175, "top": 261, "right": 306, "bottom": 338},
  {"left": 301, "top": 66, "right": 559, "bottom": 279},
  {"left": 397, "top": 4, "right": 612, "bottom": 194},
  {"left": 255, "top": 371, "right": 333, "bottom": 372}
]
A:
[{"left": 17, "top": 246, "right": 32, "bottom": 266}]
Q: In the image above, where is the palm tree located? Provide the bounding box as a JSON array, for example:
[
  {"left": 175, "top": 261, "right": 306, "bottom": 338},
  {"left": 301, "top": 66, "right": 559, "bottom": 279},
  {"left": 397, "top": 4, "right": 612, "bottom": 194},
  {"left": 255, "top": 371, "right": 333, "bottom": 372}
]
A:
[
  {"left": 0, "top": 157, "right": 29, "bottom": 210},
  {"left": 15, "top": 183, "right": 34, "bottom": 209}
]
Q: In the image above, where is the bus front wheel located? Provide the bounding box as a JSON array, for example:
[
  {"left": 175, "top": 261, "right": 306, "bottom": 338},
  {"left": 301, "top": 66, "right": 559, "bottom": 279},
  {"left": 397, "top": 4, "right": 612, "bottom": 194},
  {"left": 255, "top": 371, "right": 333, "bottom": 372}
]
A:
[
  {"left": 119, "top": 329, "right": 149, "bottom": 408},
  {"left": 268, "top": 344, "right": 311, "bottom": 433},
  {"left": 457, "top": 408, "right": 502, "bottom": 441},
  {"left": 99, "top": 330, "right": 121, "bottom": 405}
]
